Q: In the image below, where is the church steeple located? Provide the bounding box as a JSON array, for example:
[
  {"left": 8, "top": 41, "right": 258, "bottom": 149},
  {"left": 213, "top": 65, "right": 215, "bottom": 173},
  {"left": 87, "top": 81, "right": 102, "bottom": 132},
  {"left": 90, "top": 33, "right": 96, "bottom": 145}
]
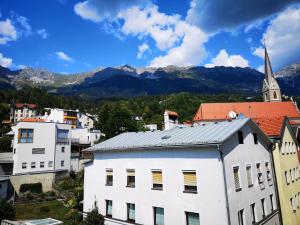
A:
[{"left": 262, "top": 47, "right": 282, "bottom": 102}]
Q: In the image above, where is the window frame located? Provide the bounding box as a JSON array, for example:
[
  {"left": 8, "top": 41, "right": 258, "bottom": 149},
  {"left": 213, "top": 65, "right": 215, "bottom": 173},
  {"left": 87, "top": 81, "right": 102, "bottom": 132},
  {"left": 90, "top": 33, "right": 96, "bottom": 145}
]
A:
[
  {"left": 152, "top": 170, "right": 163, "bottom": 190},
  {"left": 126, "top": 169, "right": 135, "bottom": 188},
  {"left": 183, "top": 170, "right": 197, "bottom": 194},
  {"left": 22, "top": 162, "right": 27, "bottom": 169},
  {"left": 250, "top": 203, "right": 256, "bottom": 224},
  {"left": 105, "top": 200, "right": 112, "bottom": 218},
  {"left": 127, "top": 203, "right": 135, "bottom": 223},
  {"left": 233, "top": 166, "right": 242, "bottom": 191},
  {"left": 253, "top": 133, "right": 258, "bottom": 145},
  {"left": 185, "top": 212, "right": 200, "bottom": 225},
  {"left": 153, "top": 207, "right": 164, "bottom": 225},
  {"left": 238, "top": 209, "right": 244, "bottom": 225},
  {"left": 106, "top": 169, "right": 113, "bottom": 186},
  {"left": 246, "top": 164, "right": 253, "bottom": 187},
  {"left": 18, "top": 128, "right": 34, "bottom": 143},
  {"left": 31, "top": 162, "right": 36, "bottom": 169},
  {"left": 238, "top": 131, "right": 244, "bottom": 144}
]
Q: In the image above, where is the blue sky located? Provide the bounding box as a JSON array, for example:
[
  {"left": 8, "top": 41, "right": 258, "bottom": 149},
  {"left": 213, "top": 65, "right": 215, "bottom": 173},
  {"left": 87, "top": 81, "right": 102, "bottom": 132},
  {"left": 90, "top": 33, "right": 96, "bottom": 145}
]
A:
[{"left": 0, "top": 0, "right": 299, "bottom": 73}]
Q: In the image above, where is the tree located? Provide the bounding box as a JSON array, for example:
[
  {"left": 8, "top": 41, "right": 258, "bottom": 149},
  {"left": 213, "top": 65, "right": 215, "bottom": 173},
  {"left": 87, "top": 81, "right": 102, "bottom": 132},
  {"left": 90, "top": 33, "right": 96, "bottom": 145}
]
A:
[
  {"left": 84, "top": 208, "right": 104, "bottom": 225},
  {"left": 0, "top": 136, "right": 12, "bottom": 152},
  {"left": 0, "top": 199, "right": 16, "bottom": 221}
]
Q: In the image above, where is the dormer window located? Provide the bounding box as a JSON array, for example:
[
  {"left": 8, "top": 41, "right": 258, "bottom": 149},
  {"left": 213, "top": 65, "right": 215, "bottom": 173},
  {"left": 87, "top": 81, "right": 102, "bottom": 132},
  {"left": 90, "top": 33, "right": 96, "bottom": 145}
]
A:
[
  {"left": 238, "top": 131, "right": 244, "bottom": 144},
  {"left": 273, "top": 92, "right": 277, "bottom": 99}
]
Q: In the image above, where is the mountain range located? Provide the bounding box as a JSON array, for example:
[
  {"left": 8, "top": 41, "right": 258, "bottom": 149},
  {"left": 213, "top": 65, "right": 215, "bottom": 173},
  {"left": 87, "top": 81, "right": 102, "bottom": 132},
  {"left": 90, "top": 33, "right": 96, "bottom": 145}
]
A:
[{"left": 0, "top": 62, "right": 300, "bottom": 99}]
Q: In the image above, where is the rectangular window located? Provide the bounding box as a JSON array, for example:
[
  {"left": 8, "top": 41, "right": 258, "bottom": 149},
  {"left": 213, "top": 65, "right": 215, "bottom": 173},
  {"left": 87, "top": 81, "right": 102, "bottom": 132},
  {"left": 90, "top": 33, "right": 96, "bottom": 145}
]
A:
[
  {"left": 285, "top": 171, "right": 290, "bottom": 185},
  {"left": 106, "top": 169, "right": 113, "bottom": 186},
  {"left": 61, "top": 160, "right": 64, "bottom": 167},
  {"left": 152, "top": 170, "right": 163, "bottom": 190},
  {"left": 48, "top": 161, "right": 53, "bottom": 167},
  {"left": 246, "top": 165, "right": 253, "bottom": 187},
  {"left": 233, "top": 167, "right": 241, "bottom": 191},
  {"left": 106, "top": 200, "right": 112, "bottom": 217},
  {"left": 265, "top": 162, "right": 272, "bottom": 185},
  {"left": 270, "top": 194, "right": 274, "bottom": 211},
  {"left": 291, "top": 169, "right": 294, "bottom": 182},
  {"left": 31, "top": 162, "right": 36, "bottom": 168},
  {"left": 22, "top": 162, "right": 27, "bottom": 169},
  {"left": 257, "top": 163, "right": 264, "bottom": 184},
  {"left": 61, "top": 146, "right": 65, "bottom": 152},
  {"left": 238, "top": 209, "right": 244, "bottom": 225},
  {"left": 32, "top": 148, "right": 45, "bottom": 154},
  {"left": 253, "top": 133, "right": 258, "bottom": 144},
  {"left": 185, "top": 212, "right": 200, "bottom": 225},
  {"left": 127, "top": 203, "right": 135, "bottom": 222},
  {"left": 183, "top": 171, "right": 197, "bottom": 193},
  {"left": 291, "top": 198, "right": 296, "bottom": 212},
  {"left": 261, "top": 198, "right": 266, "bottom": 217},
  {"left": 18, "top": 129, "right": 33, "bottom": 143},
  {"left": 127, "top": 169, "right": 135, "bottom": 187},
  {"left": 238, "top": 131, "right": 244, "bottom": 144},
  {"left": 154, "top": 207, "right": 164, "bottom": 225},
  {"left": 40, "top": 162, "right": 44, "bottom": 168},
  {"left": 57, "top": 129, "right": 69, "bottom": 144},
  {"left": 250, "top": 203, "right": 256, "bottom": 223}
]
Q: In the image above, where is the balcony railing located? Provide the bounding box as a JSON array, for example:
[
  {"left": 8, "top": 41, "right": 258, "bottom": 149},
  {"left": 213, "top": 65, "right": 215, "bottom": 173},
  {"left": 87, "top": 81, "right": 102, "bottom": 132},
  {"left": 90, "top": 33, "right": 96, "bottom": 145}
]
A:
[
  {"left": 56, "top": 138, "right": 70, "bottom": 145},
  {"left": 71, "top": 138, "right": 91, "bottom": 145}
]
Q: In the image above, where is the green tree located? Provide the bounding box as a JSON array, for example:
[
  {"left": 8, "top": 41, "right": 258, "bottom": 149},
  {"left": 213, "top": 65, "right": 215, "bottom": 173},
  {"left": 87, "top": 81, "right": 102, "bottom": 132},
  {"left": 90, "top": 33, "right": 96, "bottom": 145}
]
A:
[
  {"left": 0, "top": 136, "right": 12, "bottom": 152},
  {"left": 0, "top": 199, "right": 16, "bottom": 221},
  {"left": 84, "top": 208, "right": 104, "bottom": 225}
]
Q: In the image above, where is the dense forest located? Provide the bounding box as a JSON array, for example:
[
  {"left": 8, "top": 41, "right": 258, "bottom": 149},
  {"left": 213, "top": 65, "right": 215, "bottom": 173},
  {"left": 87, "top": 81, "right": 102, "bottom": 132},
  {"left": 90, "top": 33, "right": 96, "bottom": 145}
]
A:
[{"left": 0, "top": 86, "right": 299, "bottom": 140}]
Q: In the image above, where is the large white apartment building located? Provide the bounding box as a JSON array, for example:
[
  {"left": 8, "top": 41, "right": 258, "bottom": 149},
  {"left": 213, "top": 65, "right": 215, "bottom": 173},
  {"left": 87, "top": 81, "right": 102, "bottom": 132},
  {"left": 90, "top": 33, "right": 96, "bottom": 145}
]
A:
[
  {"left": 10, "top": 103, "right": 38, "bottom": 123},
  {"left": 84, "top": 118, "right": 280, "bottom": 225},
  {"left": 11, "top": 120, "right": 71, "bottom": 175}
]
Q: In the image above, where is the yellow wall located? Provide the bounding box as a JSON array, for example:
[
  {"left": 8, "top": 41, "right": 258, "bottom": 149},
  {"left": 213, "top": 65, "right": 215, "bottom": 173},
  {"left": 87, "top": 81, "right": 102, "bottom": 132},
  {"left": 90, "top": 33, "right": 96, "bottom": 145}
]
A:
[{"left": 273, "top": 125, "right": 300, "bottom": 225}]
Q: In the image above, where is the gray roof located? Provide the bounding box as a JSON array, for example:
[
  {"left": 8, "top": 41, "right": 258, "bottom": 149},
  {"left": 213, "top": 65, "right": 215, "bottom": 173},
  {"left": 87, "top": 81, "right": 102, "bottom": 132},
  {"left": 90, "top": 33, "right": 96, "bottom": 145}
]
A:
[{"left": 87, "top": 118, "right": 251, "bottom": 152}]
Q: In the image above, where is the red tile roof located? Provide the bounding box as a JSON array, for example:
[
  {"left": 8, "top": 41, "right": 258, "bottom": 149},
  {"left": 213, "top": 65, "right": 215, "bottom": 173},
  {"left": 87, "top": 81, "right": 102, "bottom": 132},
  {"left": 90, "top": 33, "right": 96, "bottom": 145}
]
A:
[
  {"left": 166, "top": 110, "right": 179, "bottom": 117},
  {"left": 15, "top": 103, "right": 37, "bottom": 109},
  {"left": 253, "top": 117, "right": 284, "bottom": 137},
  {"left": 193, "top": 101, "right": 300, "bottom": 121}
]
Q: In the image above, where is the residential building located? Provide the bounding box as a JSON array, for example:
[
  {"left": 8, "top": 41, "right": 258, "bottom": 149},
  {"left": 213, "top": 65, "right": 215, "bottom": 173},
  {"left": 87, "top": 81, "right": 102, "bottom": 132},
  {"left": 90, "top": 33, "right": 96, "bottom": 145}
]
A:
[
  {"left": 84, "top": 118, "right": 279, "bottom": 225},
  {"left": 77, "top": 112, "right": 96, "bottom": 129},
  {"left": 10, "top": 119, "right": 71, "bottom": 192},
  {"left": 44, "top": 108, "right": 78, "bottom": 128},
  {"left": 10, "top": 103, "right": 37, "bottom": 123},
  {"left": 163, "top": 110, "right": 179, "bottom": 130}
]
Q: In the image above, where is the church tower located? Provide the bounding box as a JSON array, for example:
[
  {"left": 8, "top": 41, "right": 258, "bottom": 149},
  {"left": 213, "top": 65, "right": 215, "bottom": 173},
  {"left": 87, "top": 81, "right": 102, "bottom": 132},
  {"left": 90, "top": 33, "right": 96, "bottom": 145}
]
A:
[{"left": 262, "top": 47, "right": 282, "bottom": 102}]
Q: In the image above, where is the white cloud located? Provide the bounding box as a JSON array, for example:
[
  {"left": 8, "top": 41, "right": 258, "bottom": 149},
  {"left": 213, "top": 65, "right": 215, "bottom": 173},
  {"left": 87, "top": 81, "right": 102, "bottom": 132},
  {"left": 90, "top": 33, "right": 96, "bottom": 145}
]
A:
[
  {"left": 205, "top": 49, "right": 249, "bottom": 68},
  {"left": 17, "top": 64, "right": 27, "bottom": 69},
  {"left": 256, "top": 65, "right": 264, "bottom": 72},
  {"left": 253, "top": 6, "right": 300, "bottom": 69},
  {"left": 74, "top": 1, "right": 102, "bottom": 22},
  {"left": 37, "top": 29, "right": 48, "bottom": 39},
  {"left": 137, "top": 43, "right": 150, "bottom": 58},
  {"left": 118, "top": 5, "right": 209, "bottom": 67},
  {"left": 0, "top": 19, "right": 17, "bottom": 44},
  {"left": 15, "top": 15, "right": 31, "bottom": 36},
  {"left": 56, "top": 51, "right": 74, "bottom": 62},
  {"left": 0, "top": 53, "right": 13, "bottom": 68}
]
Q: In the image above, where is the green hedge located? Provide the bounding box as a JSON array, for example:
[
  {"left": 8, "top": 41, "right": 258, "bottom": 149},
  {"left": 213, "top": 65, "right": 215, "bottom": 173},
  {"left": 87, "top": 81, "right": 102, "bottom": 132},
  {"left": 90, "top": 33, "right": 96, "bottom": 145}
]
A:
[{"left": 19, "top": 183, "right": 42, "bottom": 193}]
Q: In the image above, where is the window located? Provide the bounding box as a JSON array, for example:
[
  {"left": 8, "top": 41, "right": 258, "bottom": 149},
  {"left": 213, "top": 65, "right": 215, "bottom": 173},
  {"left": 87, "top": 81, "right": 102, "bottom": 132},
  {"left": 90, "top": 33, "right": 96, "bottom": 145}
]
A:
[
  {"left": 250, "top": 203, "right": 256, "bottom": 223},
  {"left": 183, "top": 171, "right": 197, "bottom": 193},
  {"left": 106, "top": 200, "right": 112, "bottom": 217},
  {"left": 61, "top": 146, "right": 65, "bottom": 153},
  {"left": 106, "top": 169, "right": 113, "bottom": 186},
  {"left": 265, "top": 162, "right": 272, "bottom": 185},
  {"left": 291, "top": 198, "right": 296, "bottom": 212},
  {"left": 261, "top": 198, "right": 266, "bottom": 217},
  {"left": 282, "top": 142, "right": 287, "bottom": 155},
  {"left": 285, "top": 171, "right": 290, "bottom": 185},
  {"left": 61, "top": 160, "right": 64, "bottom": 167},
  {"left": 40, "top": 162, "right": 44, "bottom": 168},
  {"left": 18, "top": 129, "right": 33, "bottom": 143},
  {"left": 14, "top": 148, "right": 16, "bottom": 154},
  {"left": 48, "top": 161, "right": 53, "bottom": 167},
  {"left": 127, "top": 203, "right": 135, "bottom": 222},
  {"left": 185, "top": 212, "right": 200, "bottom": 225},
  {"left": 154, "top": 207, "right": 164, "bottom": 225},
  {"left": 233, "top": 167, "right": 241, "bottom": 191},
  {"left": 57, "top": 129, "right": 69, "bottom": 144},
  {"left": 31, "top": 162, "right": 36, "bottom": 168},
  {"left": 253, "top": 133, "right": 258, "bottom": 144},
  {"left": 257, "top": 163, "right": 264, "bottom": 184},
  {"left": 152, "top": 170, "right": 163, "bottom": 190},
  {"left": 127, "top": 169, "right": 135, "bottom": 187},
  {"left": 238, "top": 209, "right": 244, "bottom": 225},
  {"left": 22, "top": 162, "right": 27, "bottom": 169},
  {"left": 291, "top": 169, "right": 294, "bottom": 183},
  {"left": 246, "top": 165, "right": 253, "bottom": 187},
  {"left": 238, "top": 131, "right": 244, "bottom": 144},
  {"left": 270, "top": 194, "right": 275, "bottom": 211},
  {"left": 32, "top": 148, "right": 45, "bottom": 154},
  {"left": 273, "top": 91, "right": 277, "bottom": 99}
]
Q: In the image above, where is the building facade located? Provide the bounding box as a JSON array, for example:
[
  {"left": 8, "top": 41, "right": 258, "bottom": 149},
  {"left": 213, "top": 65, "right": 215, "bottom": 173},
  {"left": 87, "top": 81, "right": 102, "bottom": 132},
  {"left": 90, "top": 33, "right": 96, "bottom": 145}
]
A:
[
  {"left": 10, "top": 103, "right": 37, "bottom": 123},
  {"left": 84, "top": 118, "right": 279, "bottom": 225}
]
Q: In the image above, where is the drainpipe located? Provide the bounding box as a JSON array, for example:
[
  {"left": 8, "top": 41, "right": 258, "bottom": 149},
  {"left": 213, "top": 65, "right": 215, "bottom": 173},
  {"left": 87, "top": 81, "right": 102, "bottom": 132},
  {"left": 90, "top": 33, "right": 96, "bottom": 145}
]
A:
[
  {"left": 218, "top": 145, "right": 231, "bottom": 225},
  {"left": 269, "top": 142, "right": 283, "bottom": 225}
]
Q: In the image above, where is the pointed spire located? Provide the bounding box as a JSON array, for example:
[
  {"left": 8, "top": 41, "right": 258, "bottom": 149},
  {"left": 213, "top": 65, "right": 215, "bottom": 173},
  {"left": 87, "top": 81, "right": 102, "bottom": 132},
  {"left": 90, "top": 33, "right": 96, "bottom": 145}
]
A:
[{"left": 264, "top": 46, "right": 273, "bottom": 84}]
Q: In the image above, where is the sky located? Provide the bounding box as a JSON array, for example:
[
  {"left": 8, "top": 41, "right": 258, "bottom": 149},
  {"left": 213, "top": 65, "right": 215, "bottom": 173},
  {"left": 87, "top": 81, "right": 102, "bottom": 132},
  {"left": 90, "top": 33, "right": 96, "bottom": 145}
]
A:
[{"left": 0, "top": 0, "right": 299, "bottom": 74}]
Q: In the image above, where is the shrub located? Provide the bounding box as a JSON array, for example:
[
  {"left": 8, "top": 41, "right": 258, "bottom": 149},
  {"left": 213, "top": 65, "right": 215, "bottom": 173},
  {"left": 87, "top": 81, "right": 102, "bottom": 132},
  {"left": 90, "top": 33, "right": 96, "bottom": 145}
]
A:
[
  {"left": 66, "top": 198, "right": 77, "bottom": 209},
  {"left": 70, "top": 171, "right": 77, "bottom": 179},
  {"left": 84, "top": 208, "right": 104, "bottom": 225},
  {"left": 40, "top": 206, "right": 50, "bottom": 213},
  {"left": 0, "top": 199, "right": 16, "bottom": 221},
  {"left": 19, "top": 183, "right": 42, "bottom": 193},
  {"left": 65, "top": 210, "right": 83, "bottom": 225},
  {"left": 75, "top": 186, "right": 83, "bottom": 203}
]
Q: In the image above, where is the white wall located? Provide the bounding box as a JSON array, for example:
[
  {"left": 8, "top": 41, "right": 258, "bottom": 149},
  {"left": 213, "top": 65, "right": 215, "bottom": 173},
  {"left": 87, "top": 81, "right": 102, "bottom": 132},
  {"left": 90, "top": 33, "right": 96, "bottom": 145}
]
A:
[
  {"left": 72, "top": 128, "right": 100, "bottom": 145},
  {"left": 222, "top": 124, "right": 278, "bottom": 225},
  {"left": 12, "top": 122, "right": 71, "bottom": 175},
  {"left": 45, "top": 109, "right": 64, "bottom": 123},
  {"left": 84, "top": 148, "right": 228, "bottom": 225}
]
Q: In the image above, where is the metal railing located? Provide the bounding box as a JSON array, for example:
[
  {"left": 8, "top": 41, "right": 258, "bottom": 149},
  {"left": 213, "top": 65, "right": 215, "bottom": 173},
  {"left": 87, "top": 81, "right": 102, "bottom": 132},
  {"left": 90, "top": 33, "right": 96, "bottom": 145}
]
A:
[{"left": 56, "top": 138, "right": 70, "bottom": 145}]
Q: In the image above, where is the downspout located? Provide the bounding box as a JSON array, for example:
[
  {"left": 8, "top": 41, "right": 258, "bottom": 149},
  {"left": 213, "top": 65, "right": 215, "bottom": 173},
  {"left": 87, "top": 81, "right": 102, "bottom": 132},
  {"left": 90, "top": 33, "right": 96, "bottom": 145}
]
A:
[
  {"left": 269, "top": 142, "right": 283, "bottom": 225},
  {"left": 218, "top": 145, "right": 231, "bottom": 225}
]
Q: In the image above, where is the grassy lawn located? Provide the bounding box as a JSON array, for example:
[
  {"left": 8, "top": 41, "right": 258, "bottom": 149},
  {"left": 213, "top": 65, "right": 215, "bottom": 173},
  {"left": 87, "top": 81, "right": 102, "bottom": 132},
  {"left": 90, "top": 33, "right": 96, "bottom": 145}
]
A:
[{"left": 15, "top": 200, "right": 68, "bottom": 222}]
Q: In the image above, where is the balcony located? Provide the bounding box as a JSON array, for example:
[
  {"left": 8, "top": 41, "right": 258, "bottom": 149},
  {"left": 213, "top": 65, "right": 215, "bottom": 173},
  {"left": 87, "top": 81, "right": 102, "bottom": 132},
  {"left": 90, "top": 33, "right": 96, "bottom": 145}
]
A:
[
  {"left": 56, "top": 138, "right": 70, "bottom": 145},
  {"left": 71, "top": 138, "right": 91, "bottom": 145}
]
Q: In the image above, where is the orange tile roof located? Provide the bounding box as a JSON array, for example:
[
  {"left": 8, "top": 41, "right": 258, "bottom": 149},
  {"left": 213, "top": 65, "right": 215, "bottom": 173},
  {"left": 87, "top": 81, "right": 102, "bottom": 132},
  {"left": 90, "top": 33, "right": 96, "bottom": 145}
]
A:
[
  {"left": 254, "top": 117, "right": 284, "bottom": 137},
  {"left": 193, "top": 101, "right": 300, "bottom": 121},
  {"left": 166, "top": 110, "right": 179, "bottom": 117},
  {"left": 20, "top": 118, "right": 45, "bottom": 122}
]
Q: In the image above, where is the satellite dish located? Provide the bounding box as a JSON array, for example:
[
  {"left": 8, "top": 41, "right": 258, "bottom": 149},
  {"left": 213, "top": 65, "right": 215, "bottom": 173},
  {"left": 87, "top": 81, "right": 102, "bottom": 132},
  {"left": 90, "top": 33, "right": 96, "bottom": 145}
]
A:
[{"left": 228, "top": 111, "right": 237, "bottom": 119}]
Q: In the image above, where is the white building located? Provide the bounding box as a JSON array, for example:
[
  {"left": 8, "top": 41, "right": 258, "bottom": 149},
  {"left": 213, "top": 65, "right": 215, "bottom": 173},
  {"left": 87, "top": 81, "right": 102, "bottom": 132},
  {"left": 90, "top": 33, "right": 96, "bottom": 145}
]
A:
[
  {"left": 163, "top": 110, "right": 179, "bottom": 130},
  {"left": 10, "top": 103, "right": 38, "bottom": 123},
  {"left": 84, "top": 118, "right": 279, "bottom": 225},
  {"left": 43, "top": 108, "right": 78, "bottom": 128},
  {"left": 77, "top": 112, "right": 96, "bottom": 129},
  {"left": 11, "top": 120, "right": 71, "bottom": 175}
]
